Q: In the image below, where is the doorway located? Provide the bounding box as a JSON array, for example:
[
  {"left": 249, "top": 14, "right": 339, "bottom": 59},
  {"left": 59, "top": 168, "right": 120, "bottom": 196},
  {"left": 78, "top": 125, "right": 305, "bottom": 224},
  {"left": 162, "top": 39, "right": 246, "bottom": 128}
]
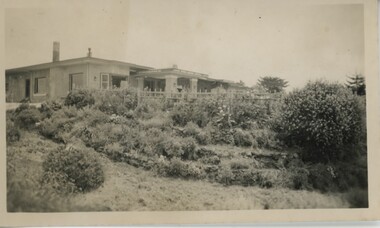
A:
[{"left": 25, "top": 79, "right": 30, "bottom": 99}]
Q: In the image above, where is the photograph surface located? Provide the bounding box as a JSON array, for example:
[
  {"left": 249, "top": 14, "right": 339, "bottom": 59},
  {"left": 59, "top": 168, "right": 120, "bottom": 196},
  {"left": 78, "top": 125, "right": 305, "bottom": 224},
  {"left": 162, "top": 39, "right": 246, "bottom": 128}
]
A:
[{"left": 2, "top": 0, "right": 379, "bottom": 225}]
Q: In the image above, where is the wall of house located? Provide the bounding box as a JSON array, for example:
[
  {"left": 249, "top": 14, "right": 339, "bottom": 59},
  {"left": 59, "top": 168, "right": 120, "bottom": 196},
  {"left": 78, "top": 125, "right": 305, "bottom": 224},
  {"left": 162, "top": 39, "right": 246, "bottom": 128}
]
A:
[
  {"left": 88, "top": 63, "right": 130, "bottom": 89},
  {"left": 6, "top": 73, "right": 28, "bottom": 102},
  {"left": 50, "top": 64, "right": 88, "bottom": 99},
  {"left": 6, "top": 69, "right": 50, "bottom": 103}
]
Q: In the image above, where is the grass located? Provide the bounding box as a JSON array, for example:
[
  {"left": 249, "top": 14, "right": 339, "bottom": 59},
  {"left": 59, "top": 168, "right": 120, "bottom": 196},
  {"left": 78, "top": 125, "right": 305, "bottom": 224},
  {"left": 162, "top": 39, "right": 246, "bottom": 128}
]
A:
[{"left": 7, "top": 132, "right": 350, "bottom": 211}]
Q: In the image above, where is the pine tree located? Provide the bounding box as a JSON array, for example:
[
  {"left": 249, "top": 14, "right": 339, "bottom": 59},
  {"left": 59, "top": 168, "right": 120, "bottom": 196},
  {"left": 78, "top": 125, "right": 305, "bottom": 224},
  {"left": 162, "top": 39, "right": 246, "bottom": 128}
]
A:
[
  {"left": 257, "top": 76, "right": 288, "bottom": 93},
  {"left": 346, "top": 74, "right": 365, "bottom": 96}
]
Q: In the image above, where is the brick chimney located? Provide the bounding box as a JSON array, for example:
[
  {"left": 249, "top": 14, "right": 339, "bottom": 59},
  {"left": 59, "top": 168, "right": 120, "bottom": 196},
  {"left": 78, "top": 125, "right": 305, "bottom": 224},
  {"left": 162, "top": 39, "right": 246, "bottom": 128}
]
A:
[{"left": 53, "top": 41, "right": 60, "bottom": 62}]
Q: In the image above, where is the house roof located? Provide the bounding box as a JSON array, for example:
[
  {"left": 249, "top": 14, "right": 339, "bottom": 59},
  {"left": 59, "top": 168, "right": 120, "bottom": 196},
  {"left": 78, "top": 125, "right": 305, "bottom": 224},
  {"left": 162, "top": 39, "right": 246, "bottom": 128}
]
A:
[
  {"left": 5, "top": 57, "right": 153, "bottom": 74},
  {"left": 135, "top": 67, "right": 248, "bottom": 89},
  {"left": 135, "top": 67, "right": 210, "bottom": 80}
]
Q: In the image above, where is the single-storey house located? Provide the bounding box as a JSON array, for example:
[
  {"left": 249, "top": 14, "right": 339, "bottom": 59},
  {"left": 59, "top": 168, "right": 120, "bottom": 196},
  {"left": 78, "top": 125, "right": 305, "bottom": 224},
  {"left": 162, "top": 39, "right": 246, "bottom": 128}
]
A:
[{"left": 5, "top": 42, "right": 247, "bottom": 103}]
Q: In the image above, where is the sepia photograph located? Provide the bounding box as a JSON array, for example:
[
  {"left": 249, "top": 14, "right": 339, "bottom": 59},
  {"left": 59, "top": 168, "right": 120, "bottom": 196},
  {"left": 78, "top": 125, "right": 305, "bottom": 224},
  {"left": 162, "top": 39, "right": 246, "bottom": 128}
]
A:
[{"left": 1, "top": 0, "right": 379, "bottom": 225}]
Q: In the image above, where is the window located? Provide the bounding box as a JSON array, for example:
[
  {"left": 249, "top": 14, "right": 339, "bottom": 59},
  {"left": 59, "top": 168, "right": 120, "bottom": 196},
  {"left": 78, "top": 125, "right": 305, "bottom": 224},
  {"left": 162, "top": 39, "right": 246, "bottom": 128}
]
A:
[
  {"left": 111, "top": 75, "right": 128, "bottom": 89},
  {"left": 69, "top": 73, "right": 84, "bottom": 91},
  {"left": 6, "top": 82, "right": 9, "bottom": 93},
  {"left": 34, "top": 77, "right": 47, "bottom": 94},
  {"left": 101, "top": 74, "right": 109, "bottom": 89}
]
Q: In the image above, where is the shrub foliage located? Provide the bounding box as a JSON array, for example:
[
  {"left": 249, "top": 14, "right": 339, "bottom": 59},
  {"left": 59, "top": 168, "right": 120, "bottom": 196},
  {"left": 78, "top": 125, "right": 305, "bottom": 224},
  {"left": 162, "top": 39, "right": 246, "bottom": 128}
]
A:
[
  {"left": 65, "top": 90, "right": 95, "bottom": 109},
  {"left": 277, "top": 80, "right": 364, "bottom": 162},
  {"left": 42, "top": 146, "right": 104, "bottom": 193}
]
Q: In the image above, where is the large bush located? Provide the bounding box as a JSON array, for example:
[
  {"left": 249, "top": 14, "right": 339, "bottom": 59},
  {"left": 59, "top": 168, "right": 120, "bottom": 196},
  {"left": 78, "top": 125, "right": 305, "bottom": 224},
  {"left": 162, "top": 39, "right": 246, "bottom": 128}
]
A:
[
  {"left": 231, "top": 100, "right": 268, "bottom": 129},
  {"left": 6, "top": 116, "right": 20, "bottom": 143},
  {"left": 42, "top": 146, "right": 104, "bottom": 193},
  {"left": 13, "top": 104, "right": 42, "bottom": 130},
  {"left": 277, "top": 80, "right": 364, "bottom": 162},
  {"left": 93, "top": 89, "right": 138, "bottom": 115},
  {"left": 39, "top": 107, "right": 78, "bottom": 143},
  {"left": 64, "top": 90, "right": 95, "bottom": 109}
]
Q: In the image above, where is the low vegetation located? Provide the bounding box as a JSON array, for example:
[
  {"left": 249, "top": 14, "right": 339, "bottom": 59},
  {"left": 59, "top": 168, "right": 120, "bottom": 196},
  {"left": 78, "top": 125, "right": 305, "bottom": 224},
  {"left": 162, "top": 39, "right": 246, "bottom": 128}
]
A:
[{"left": 6, "top": 80, "right": 368, "bottom": 211}]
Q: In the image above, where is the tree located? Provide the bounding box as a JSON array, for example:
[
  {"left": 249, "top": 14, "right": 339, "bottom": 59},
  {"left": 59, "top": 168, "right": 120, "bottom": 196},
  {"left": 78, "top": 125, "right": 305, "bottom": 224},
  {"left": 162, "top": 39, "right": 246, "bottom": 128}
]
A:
[
  {"left": 257, "top": 76, "right": 288, "bottom": 93},
  {"left": 346, "top": 74, "right": 365, "bottom": 96}
]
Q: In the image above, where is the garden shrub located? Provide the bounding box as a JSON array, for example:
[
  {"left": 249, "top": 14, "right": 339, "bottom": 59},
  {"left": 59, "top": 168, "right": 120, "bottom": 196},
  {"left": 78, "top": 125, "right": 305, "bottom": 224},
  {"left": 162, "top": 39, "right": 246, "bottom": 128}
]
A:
[
  {"left": 217, "top": 164, "right": 235, "bottom": 185},
  {"left": 307, "top": 161, "right": 367, "bottom": 193},
  {"left": 308, "top": 163, "right": 337, "bottom": 192},
  {"left": 39, "top": 100, "right": 63, "bottom": 119},
  {"left": 334, "top": 161, "right": 368, "bottom": 191},
  {"left": 159, "top": 157, "right": 204, "bottom": 179},
  {"left": 191, "top": 98, "right": 220, "bottom": 127},
  {"left": 231, "top": 168, "right": 260, "bottom": 187},
  {"left": 233, "top": 128, "right": 254, "bottom": 147},
  {"left": 231, "top": 100, "right": 268, "bottom": 129},
  {"left": 180, "top": 137, "right": 198, "bottom": 160},
  {"left": 80, "top": 125, "right": 109, "bottom": 152},
  {"left": 288, "top": 166, "right": 310, "bottom": 190},
  {"left": 39, "top": 108, "right": 77, "bottom": 143},
  {"left": 42, "top": 146, "right": 104, "bottom": 193},
  {"left": 7, "top": 178, "right": 71, "bottom": 212},
  {"left": 76, "top": 107, "right": 109, "bottom": 126},
  {"left": 64, "top": 89, "right": 95, "bottom": 109},
  {"left": 13, "top": 104, "right": 42, "bottom": 130},
  {"left": 170, "top": 101, "right": 194, "bottom": 126},
  {"left": 277, "top": 80, "right": 364, "bottom": 162},
  {"left": 183, "top": 122, "right": 201, "bottom": 137},
  {"left": 344, "top": 188, "right": 368, "bottom": 208},
  {"left": 253, "top": 128, "right": 282, "bottom": 150},
  {"left": 138, "top": 114, "right": 172, "bottom": 131},
  {"left": 195, "top": 131, "right": 213, "bottom": 145},
  {"left": 155, "top": 136, "right": 184, "bottom": 158},
  {"left": 93, "top": 89, "right": 137, "bottom": 115},
  {"left": 104, "top": 142, "right": 125, "bottom": 162},
  {"left": 229, "top": 158, "right": 251, "bottom": 170},
  {"left": 200, "top": 155, "right": 221, "bottom": 165},
  {"left": 183, "top": 122, "right": 212, "bottom": 145},
  {"left": 6, "top": 118, "right": 20, "bottom": 143},
  {"left": 135, "top": 98, "right": 167, "bottom": 119}
]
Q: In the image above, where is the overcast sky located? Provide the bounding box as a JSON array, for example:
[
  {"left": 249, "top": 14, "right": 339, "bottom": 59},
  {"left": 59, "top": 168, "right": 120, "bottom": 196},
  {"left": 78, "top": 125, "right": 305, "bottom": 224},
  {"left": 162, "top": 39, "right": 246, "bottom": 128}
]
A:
[{"left": 5, "top": 0, "right": 364, "bottom": 89}]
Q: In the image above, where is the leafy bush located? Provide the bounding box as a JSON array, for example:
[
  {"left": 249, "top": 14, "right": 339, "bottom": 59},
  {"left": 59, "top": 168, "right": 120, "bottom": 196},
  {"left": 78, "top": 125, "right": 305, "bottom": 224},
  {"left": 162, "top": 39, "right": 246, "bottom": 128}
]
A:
[
  {"left": 93, "top": 89, "right": 137, "bottom": 115},
  {"left": 181, "top": 137, "right": 199, "bottom": 160},
  {"left": 39, "top": 107, "right": 77, "bottom": 143},
  {"left": 138, "top": 114, "right": 172, "bottom": 130},
  {"left": 253, "top": 128, "right": 282, "bottom": 150},
  {"left": 7, "top": 178, "right": 71, "bottom": 212},
  {"left": 134, "top": 98, "right": 167, "bottom": 119},
  {"left": 231, "top": 100, "right": 268, "bottom": 129},
  {"left": 307, "top": 160, "right": 367, "bottom": 193},
  {"left": 288, "top": 166, "right": 310, "bottom": 190},
  {"left": 229, "top": 158, "right": 251, "bottom": 170},
  {"left": 6, "top": 118, "right": 20, "bottom": 143},
  {"left": 277, "top": 80, "right": 364, "bottom": 162},
  {"left": 345, "top": 188, "right": 368, "bottom": 208},
  {"left": 42, "top": 146, "right": 104, "bottom": 193},
  {"left": 170, "top": 98, "right": 220, "bottom": 127},
  {"left": 170, "top": 101, "right": 194, "bottom": 126},
  {"left": 64, "top": 89, "right": 95, "bottom": 109},
  {"left": 13, "top": 104, "right": 42, "bottom": 130},
  {"left": 39, "top": 100, "right": 63, "bottom": 119},
  {"left": 308, "top": 163, "right": 338, "bottom": 192},
  {"left": 233, "top": 128, "right": 254, "bottom": 147},
  {"left": 183, "top": 122, "right": 212, "bottom": 145},
  {"left": 157, "top": 157, "right": 204, "bottom": 179},
  {"left": 104, "top": 142, "right": 125, "bottom": 162},
  {"left": 155, "top": 136, "right": 184, "bottom": 158}
]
